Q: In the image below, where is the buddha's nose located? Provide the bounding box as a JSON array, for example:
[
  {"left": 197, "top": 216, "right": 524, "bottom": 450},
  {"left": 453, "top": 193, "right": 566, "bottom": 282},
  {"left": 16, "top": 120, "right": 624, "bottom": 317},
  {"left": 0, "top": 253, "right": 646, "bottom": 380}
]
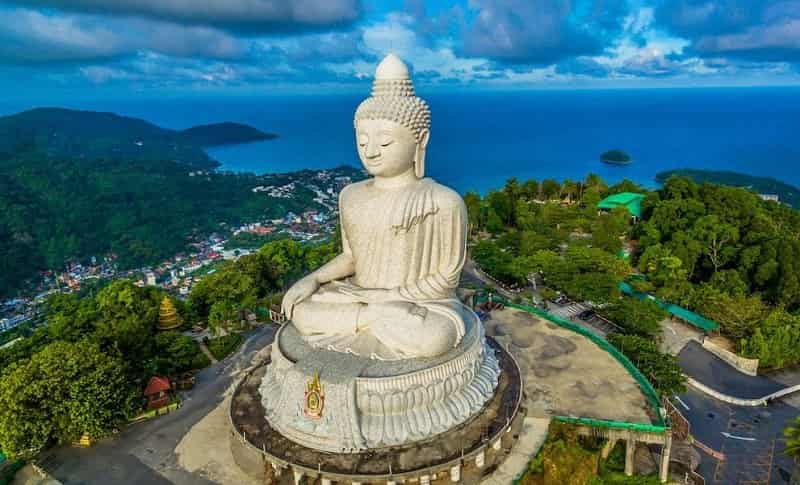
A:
[{"left": 366, "top": 140, "right": 380, "bottom": 159}]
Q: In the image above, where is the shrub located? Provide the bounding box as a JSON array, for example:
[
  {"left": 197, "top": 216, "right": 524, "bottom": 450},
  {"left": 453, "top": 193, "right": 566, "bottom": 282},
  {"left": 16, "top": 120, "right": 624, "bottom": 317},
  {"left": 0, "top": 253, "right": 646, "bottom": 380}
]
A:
[{"left": 205, "top": 334, "right": 244, "bottom": 361}]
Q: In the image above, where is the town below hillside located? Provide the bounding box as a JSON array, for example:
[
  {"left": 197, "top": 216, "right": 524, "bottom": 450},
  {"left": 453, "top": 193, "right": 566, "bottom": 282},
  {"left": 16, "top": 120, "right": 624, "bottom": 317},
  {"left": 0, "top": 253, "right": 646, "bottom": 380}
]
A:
[
  {"left": 0, "top": 165, "right": 361, "bottom": 340},
  {"left": 0, "top": 107, "right": 365, "bottom": 301}
]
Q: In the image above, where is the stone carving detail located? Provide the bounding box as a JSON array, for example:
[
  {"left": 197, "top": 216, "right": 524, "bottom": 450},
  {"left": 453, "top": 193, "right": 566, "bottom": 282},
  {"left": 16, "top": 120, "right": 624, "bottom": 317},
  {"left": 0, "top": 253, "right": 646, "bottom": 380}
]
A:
[{"left": 260, "top": 315, "right": 500, "bottom": 451}]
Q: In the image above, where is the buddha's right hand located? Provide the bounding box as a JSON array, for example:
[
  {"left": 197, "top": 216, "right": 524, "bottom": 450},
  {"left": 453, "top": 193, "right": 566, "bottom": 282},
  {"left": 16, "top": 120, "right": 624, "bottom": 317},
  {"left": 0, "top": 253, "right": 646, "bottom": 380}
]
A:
[{"left": 282, "top": 276, "right": 320, "bottom": 320}]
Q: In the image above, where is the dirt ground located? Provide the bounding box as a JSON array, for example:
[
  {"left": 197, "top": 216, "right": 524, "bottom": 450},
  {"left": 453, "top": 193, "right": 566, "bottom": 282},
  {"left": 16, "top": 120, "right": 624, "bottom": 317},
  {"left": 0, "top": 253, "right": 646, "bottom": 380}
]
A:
[
  {"left": 485, "top": 308, "right": 652, "bottom": 424},
  {"left": 172, "top": 345, "right": 273, "bottom": 485}
]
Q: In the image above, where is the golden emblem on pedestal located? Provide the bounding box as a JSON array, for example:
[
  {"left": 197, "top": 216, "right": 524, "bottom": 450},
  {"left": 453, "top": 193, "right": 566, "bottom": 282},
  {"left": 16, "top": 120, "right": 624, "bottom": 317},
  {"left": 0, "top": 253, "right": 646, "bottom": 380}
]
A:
[{"left": 304, "top": 372, "right": 325, "bottom": 418}]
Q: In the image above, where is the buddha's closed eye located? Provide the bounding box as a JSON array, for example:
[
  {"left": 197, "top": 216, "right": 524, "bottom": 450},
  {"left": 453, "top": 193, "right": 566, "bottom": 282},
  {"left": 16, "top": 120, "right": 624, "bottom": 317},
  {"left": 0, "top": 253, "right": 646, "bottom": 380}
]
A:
[{"left": 358, "top": 134, "right": 368, "bottom": 147}]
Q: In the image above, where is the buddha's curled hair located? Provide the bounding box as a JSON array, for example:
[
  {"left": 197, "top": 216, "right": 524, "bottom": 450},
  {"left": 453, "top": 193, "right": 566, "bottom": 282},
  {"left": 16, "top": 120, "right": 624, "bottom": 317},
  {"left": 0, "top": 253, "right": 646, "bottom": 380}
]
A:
[{"left": 354, "top": 78, "right": 431, "bottom": 142}]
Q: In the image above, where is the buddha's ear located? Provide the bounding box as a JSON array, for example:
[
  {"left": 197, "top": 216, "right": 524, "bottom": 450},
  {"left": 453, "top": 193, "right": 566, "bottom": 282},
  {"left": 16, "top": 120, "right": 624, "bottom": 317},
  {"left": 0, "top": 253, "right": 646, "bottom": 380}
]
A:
[{"left": 414, "top": 129, "right": 430, "bottom": 179}]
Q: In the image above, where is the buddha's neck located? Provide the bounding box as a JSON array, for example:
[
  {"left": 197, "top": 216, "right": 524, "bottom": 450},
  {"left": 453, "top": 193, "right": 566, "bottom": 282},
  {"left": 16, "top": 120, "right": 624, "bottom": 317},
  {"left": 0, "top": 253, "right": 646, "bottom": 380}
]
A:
[{"left": 372, "top": 167, "right": 419, "bottom": 190}]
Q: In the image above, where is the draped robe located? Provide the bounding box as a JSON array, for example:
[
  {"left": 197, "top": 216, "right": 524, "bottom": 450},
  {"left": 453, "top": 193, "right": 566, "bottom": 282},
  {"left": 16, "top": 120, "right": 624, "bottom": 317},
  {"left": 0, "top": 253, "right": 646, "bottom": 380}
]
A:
[{"left": 296, "top": 177, "right": 469, "bottom": 360}]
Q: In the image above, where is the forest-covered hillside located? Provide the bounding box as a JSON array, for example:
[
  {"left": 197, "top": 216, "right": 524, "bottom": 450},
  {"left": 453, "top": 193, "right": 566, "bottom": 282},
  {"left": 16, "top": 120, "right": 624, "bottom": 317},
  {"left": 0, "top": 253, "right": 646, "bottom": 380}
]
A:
[
  {"left": 656, "top": 169, "right": 800, "bottom": 209},
  {"left": 0, "top": 108, "right": 275, "bottom": 169},
  {"left": 0, "top": 149, "right": 357, "bottom": 298}
]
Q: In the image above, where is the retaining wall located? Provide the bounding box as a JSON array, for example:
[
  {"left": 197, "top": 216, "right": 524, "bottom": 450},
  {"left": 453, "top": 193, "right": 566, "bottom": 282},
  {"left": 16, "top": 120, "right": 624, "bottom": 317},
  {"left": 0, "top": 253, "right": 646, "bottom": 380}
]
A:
[{"left": 701, "top": 338, "right": 759, "bottom": 376}]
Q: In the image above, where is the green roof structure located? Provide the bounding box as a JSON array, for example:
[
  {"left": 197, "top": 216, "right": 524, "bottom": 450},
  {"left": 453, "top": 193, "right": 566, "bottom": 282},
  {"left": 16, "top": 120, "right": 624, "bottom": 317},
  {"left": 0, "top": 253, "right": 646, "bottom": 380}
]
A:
[
  {"left": 598, "top": 192, "right": 646, "bottom": 219},
  {"left": 619, "top": 281, "right": 719, "bottom": 332}
]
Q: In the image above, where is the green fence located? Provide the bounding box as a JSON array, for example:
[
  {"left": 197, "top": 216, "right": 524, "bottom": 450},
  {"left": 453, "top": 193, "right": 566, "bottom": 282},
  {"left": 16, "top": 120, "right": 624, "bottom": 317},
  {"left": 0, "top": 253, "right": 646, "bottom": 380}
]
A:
[
  {"left": 0, "top": 459, "right": 24, "bottom": 485},
  {"left": 477, "top": 293, "right": 667, "bottom": 431},
  {"left": 619, "top": 281, "right": 719, "bottom": 332}
]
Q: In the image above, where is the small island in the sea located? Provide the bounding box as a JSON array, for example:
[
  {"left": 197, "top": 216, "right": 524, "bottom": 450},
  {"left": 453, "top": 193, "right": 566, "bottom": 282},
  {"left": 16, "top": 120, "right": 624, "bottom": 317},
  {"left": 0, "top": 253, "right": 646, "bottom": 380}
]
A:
[
  {"left": 656, "top": 168, "right": 800, "bottom": 208},
  {"left": 179, "top": 121, "right": 277, "bottom": 146},
  {"left": 600, "top": 149, "right": 633, "bottom": 165}
]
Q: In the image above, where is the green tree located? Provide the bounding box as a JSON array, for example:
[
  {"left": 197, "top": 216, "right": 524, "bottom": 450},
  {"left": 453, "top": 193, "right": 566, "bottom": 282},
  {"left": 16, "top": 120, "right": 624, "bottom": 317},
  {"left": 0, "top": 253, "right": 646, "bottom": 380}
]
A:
[
  {"left": 740, "top": 310, "right": 800, "bottom": 368},
  {"left": 608, "top": 334, "right": 686, "bottom": 397},
  {"left": 150, "top": 331, "right": 209, "bottom": 375},
  {"left": 485, "top": 208, "right": 505, "bottom": 235},
  {"left": 561, "top": 179, "right": 578, "bottom": 203},
  {"left": 785, "top": 416, "right": 800, "bottom": 467},
  {"left": 90, "top": 281, "right": 161, "bottom": 370},
  {"left": 0, "top": 340, "right": 138, "bottom": 458},
  {"left": 691, "top": 285, "right": 768, "bottom": 341},
  {"left": 541, "top": 179, "right": 561, "bottom": 200},
  {"left": 520, "top": 179, "right": 540, "bottom": 201},
  {"left": 591, "top": 207, "right": 628, "bottom": 253},
  {"left": 463, "top": 191, "right": 483, "bottom": 232},
  {"left": 601, "top": 297, "right": 668, "bottom": 337},
  {"left": 487, "top": 190, "right": 514, "bottom": 227},
  {"left": 692, "top": 214, "right": 739, "bottom": 273},
  {"left": 208, "top": 300, "right": 239, "bottom": 334},
  {"left": 189, "top": 267, "right": 256, "bottom": 320}
]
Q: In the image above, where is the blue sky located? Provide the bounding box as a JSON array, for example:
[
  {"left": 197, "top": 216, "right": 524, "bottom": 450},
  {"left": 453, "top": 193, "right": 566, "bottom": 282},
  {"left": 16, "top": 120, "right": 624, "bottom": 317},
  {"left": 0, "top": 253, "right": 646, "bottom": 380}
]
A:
[{"left": 3, "top": 0, "right": 800, "bottom": 98}]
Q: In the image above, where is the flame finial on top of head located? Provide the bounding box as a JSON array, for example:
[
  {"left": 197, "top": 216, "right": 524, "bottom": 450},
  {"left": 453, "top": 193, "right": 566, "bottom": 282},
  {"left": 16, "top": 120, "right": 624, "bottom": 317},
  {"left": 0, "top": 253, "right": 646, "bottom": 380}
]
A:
[{"left": 375, "top": 53, "right": 410, "bottom": 80}]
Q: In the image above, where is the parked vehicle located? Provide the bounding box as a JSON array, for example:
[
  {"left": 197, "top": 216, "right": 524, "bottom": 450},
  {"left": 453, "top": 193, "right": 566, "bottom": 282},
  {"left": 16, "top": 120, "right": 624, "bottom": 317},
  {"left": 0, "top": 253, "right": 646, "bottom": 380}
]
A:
[{"left": 554, "top": 295, "right": 570, "bottom": 305}]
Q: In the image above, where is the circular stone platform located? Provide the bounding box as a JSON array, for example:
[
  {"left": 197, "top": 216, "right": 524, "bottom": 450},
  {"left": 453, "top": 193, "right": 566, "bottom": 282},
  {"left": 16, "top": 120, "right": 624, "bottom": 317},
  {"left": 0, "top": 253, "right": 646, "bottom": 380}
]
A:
[
  {"left": 229, "top": 338, "right": 523, "bottom": 484},
  {"left": 258, "top": 312, "right": 501, "bottom": 453}
]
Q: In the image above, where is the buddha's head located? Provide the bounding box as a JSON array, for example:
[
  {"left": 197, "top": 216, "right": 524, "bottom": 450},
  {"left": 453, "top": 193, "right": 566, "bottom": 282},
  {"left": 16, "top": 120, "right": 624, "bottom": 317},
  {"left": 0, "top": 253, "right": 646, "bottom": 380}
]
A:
[{"left": 354, "top": 54, "right": 431, "bottom": 179}]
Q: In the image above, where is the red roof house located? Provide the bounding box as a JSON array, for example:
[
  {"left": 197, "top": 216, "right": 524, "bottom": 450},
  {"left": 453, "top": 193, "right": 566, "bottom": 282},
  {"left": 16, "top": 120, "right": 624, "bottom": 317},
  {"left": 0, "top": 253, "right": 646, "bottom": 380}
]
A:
[{"left": 144, "top": 376, "right": 172, "bottom": 410}]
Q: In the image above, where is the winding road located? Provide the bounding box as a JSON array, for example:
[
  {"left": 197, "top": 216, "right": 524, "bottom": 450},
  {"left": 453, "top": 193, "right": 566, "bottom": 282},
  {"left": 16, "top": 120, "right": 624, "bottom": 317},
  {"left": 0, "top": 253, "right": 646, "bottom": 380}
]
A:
[{"left": 675, "top": 342, "right": 799, "bottom": 484}]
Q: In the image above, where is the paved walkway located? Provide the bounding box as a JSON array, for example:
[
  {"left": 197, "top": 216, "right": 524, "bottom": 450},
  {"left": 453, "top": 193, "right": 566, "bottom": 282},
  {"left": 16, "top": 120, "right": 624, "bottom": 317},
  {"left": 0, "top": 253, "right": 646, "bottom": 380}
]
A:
[
  {"left": 678, "top": 341, "right": 784, "bottom": 399},
  {"left": 481, "top": 417, "right": 550, "bottom": 485},
  {"left": 198, "top": 341, "right": 218, "bottom": 364}
]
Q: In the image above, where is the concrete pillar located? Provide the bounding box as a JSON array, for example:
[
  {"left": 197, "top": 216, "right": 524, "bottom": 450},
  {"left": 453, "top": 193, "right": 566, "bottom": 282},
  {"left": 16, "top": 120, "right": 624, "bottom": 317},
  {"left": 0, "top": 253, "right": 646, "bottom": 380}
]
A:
[
  {"left": 450, "top": 464, "right": 461, "bottom": 482},
  {"left": 600, "top": 439, "right": 616, "bottom": 460},
  {"left": 475, "top": 450, "right": 486, "bottom": 468},
  {"left": 386, "top": 481, "right": 396, "bottom": 485},
  {"left": 272, "top": 463, "right": 283, "bottom": 476},
  {"left": 293, "top": 469, "right": 303, "bottom": 485},
  {"left": 321, "top": 478, "right": 332, "bottom": 485},
  {"left": 492, "top": 438, "right": 502, "bottom": 451},
  {"left": 420, "top": 475, "right": 431, "bottom": 485},
  {"left": 659, "top": 434, "right": 673, "bottom": 483},
  {"left": 624, "top": 439, "right": 635, "bottom": 476}
]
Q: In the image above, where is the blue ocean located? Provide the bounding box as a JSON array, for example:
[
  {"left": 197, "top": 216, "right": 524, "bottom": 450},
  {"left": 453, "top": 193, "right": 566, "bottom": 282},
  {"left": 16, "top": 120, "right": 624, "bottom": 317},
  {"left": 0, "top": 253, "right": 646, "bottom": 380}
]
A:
[{"left": 3, "top": 87, "right": 800, "bottom": 193}]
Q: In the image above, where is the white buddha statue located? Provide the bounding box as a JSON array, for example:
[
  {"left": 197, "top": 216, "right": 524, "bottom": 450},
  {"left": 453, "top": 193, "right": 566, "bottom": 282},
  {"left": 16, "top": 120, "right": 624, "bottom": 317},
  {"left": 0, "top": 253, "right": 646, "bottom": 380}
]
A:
[{"left": 281, "top": 54, "right": 469, "bottom": 360}]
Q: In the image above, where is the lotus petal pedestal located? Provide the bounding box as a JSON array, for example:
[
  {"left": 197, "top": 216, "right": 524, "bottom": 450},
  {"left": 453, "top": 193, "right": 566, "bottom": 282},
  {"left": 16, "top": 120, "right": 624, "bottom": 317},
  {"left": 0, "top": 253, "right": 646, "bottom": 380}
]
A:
[{"left": 259, "top": 310, "right": 501, "bottom": 453}]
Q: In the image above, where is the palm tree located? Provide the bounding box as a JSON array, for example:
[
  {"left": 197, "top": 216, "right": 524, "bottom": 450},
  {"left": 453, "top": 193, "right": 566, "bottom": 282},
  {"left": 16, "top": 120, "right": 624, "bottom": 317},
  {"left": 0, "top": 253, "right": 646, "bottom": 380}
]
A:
[
  {"left": 561, "top": 180, "right": 578, "bottom": 204},
  {"left": 585, "top": 173, "right": 608, "bottom": 193},
  {"left": 786, "top": 417, "right": 800, "bottom": 484}
]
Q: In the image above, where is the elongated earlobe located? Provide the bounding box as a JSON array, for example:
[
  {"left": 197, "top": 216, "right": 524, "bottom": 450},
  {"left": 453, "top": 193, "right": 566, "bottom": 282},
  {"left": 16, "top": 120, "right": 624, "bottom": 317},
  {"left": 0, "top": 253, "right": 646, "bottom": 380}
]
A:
[{"left": 414, "top": 129, "right": 430, "bottom": 179}]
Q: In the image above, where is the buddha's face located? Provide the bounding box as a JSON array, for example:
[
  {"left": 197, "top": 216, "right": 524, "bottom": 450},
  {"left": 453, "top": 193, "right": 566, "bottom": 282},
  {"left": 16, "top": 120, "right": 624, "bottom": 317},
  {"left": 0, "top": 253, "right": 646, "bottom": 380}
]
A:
[{"left": 355, "top": 119, "right": 418, "bottom": 178}]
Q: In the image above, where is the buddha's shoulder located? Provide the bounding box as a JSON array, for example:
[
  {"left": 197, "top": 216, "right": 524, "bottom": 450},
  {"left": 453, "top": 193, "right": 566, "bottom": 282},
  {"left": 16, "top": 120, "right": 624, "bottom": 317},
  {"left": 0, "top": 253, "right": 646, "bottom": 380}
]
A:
[
  {"left": 424, "top": 179, "right": 465, "bottom": 210},
  {"left": 339, "top": 179, "right": 371, "bottom": 200}
]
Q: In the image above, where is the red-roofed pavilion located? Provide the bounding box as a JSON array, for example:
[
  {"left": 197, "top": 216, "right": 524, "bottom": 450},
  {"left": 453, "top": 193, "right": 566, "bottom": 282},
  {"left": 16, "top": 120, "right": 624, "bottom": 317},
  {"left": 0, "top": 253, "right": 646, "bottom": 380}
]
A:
[{"left": 144, "top": 376, "right": 172, "bottom": 410}]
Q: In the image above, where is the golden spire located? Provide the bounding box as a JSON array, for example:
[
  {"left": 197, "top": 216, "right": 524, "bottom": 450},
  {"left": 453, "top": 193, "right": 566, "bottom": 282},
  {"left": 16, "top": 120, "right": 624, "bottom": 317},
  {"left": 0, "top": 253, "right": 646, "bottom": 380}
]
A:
[{"left": 158, "top": 296, "right": 181, "bottom": 331}]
